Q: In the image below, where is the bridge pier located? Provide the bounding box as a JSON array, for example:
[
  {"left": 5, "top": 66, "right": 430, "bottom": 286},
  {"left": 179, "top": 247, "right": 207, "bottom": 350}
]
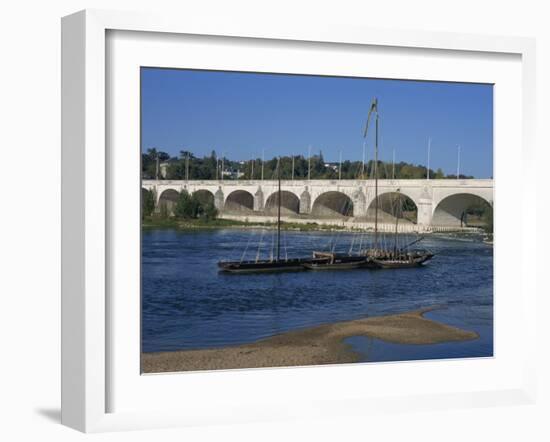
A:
[
  {"left": 253, "top": 187, "right": 264, "bottom": 212},
  {"left": 214, "top": 187, "right": 224, "bottom": 211},
  {"left": 299, "top": 189, "right": 311, "bottom": 214},
  {"left": 352, "top": 188, "right": 367, "bottom": 217},
  {"left": 417, "top": 198, "right": 433, "bottom": 227}
]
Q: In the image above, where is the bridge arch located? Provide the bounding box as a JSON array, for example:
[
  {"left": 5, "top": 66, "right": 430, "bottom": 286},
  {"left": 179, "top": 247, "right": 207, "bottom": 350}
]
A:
[
  {"left": 366, "top": 191, "right": 418, "bottom": 224},
  {"left": 224, "top": 190, "right": 254, "bottom": 213},
  {"left": 311, "top": 191, "right": 353, "bottom": 218},
  {"left": 432, "top": 193, "right": 492, "bottom": 227},
  {"left": 192, "top": 189, "right": 215, "bottom": 207},
  {"left": 264, "top": 191, "right": 300, "bottom": 215},
  {"left": 157, "top": 188, "right": 180, "bottom": 215}
]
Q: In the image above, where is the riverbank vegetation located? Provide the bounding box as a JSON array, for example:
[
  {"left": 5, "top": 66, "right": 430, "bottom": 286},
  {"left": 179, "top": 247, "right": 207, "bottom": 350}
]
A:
[
  {"left": 173, "top": 190, "right": 218, "bottom": 220},
  {"left": 141, "top": 187, "right": 346, "bottom": 231},
  {"left": 142, "top": 188, "right": 217, "bottom": 221},
  {"left": 463, "top": 201, "right": 493, "bottom": 233},
  {"left": 141, "top": 216, "right": 347, "bottom": 232}
]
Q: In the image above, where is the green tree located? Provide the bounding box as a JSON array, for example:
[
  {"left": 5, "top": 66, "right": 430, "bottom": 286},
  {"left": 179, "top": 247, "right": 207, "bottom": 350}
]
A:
[
  {"left": 142, "top": 148, "right": 170, "bottom": 179},
  {"left": 201, "top": 201, "right": 218, "bottom": 220},
  {"left": 142, "top": 189, "right": 156, "bottom": 219},
  {"left": 159, "top": 202, "right": 169, "bottom": 219},
  {"left": 171, "top": 190, "right": 218, "bottom": 220},
  {"left": 174, "top": 190, "right": 199, "bottom": 219},
  {"left": 482, "top": 205, "right": 494, "bottom": 233}
]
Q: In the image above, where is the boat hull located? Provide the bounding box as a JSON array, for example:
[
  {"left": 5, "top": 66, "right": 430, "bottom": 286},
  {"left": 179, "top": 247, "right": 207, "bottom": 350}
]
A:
[
  {"left": 303, "top": 256, "right": 372, "bottom": 271},
  {"left": 371, "top": 253, "right": 434, "bottom": 269},
  {"left": 218, "top": 258, "right": 328, "bottom": 273}
]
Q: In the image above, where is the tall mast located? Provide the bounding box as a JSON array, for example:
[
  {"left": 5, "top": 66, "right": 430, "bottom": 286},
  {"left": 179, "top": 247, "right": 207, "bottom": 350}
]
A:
[
  {"left": 363, "top": 98, "right": 379, "bottom": 251},
  {"left": 393, "top": 191, "right": 400, "bottom": 255},
  {"left": 374, "top": 106, "right": 379, "bottom": 250},
  {"left": 361, "top": 141, "right": 366, "bottom": 179},
  {"left": 277, "top": 157, "right": 281, "bottom": 261}
]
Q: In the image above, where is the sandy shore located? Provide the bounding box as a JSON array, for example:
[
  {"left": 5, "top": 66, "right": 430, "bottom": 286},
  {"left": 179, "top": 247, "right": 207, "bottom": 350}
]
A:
[{"left": 141, "top": 307, "right": 479, "bottom": 373}]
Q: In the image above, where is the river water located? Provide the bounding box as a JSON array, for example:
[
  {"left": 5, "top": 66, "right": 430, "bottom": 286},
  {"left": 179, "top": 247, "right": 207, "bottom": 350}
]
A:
[{"left": 142, "top": 228, "right": 493, "bottom": 362}]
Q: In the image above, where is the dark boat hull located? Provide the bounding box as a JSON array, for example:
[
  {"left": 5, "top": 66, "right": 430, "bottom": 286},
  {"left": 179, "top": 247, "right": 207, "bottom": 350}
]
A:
[
  {"left": 218, "top": 257, "right": 328, "bottom": 273},
  {"left": 371, "top": 253, "right": 434, "bottom": 269},
  {"left": 302, "top": 255, "right": 372, "bottom": 271}
]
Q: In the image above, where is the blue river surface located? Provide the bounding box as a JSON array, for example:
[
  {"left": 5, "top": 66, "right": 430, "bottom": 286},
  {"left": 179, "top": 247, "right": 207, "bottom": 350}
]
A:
[{"left": 142, "top": 228, "right": 493, "bottom": 363}]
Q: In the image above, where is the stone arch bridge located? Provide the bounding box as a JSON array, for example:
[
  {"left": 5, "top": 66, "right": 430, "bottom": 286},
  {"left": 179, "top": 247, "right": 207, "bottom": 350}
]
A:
[{"left": 142, "top": 179, "right": 493, "bottom": 228}]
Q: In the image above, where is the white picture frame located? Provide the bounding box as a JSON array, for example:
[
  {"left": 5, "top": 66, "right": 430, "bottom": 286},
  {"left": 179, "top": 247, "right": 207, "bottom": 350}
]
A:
[{"left": 61, "top": 9, "right": 537, "bottom": 433}]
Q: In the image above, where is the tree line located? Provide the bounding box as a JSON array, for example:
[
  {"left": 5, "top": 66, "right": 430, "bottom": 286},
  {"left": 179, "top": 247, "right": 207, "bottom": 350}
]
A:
[{"left": 142, "top": 148, "right": 474, "bottom": 181}]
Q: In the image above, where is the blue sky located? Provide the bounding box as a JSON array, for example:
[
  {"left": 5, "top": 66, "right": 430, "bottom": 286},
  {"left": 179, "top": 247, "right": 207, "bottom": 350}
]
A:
[{"left": 141, "top": 68, "right": 493, "bottom": 178}]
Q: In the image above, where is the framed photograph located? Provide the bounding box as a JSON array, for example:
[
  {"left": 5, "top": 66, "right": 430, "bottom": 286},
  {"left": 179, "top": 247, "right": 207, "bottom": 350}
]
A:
[{"left": 61, "top": 9, "right": 537, "bottom": 432}]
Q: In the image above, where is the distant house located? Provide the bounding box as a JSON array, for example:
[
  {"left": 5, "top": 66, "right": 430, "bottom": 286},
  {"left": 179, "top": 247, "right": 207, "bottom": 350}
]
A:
[
  {"left": 221, "top": 169, "right": 245, "bottom": 179},
  {"left": 159, "top": 162, "right": 171, "bottom": 179}
]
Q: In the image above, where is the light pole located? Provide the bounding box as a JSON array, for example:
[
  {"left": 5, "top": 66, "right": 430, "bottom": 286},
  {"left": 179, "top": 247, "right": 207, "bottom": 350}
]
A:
[
  {"left": 457, "top": 145, "right": 461, "bottom": 180},
  {"left": 155, "top": 149, "right": 159, "bottom": 180},
  {"left": 185, "top": 151, "right": 189, "bottom": 182},
  {"left": 339, "top": 150, "right": 342, "bottom": 180},
  {"left": 392, "top": 148, "right": 396, "bottom": 180},
  {"left": 427, "top": 137, "right": 431, "bottom": 180},
  {"left": 261, "top": 149, "right": 265, "bottom": 181},
  {"left": 291, "top": 155, "right": 294, "bottom": 181},
  {"left": 308, "top": 145, "right": 311, "bottom": 181}
]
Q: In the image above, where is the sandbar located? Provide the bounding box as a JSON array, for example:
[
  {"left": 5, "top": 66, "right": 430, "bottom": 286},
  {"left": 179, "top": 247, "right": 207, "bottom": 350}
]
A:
[{"left": 141, "top": 307, "right": 478, "bottom": 373}]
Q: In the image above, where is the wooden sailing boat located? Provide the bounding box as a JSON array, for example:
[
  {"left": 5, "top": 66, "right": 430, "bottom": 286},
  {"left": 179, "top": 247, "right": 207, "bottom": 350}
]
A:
[
  {"left": 218, "top": 159, "right": 328, "bottom": 273},
  {"left": 303, "top": 251, "right": 370, "bottom": 270},
  {"left": 362, "top": 98, "right": 434, "bottom": 269},
  {"left": 219, "top": 99, "right": 432, "bottom": 273},
  {"left": 304, "top": 101, "right": 382, "bottom": 271},
  {"left": 306, "top": 97, "right": 433, "bottom": 270}
]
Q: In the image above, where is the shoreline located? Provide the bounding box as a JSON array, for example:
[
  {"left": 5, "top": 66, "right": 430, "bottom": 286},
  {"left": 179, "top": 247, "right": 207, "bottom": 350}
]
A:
[
  {"left": 141, "top": 307, "right": 479, "bottom": 373},
  {"left": 142, "top": 217, "right": 487, "bottom": 235}
]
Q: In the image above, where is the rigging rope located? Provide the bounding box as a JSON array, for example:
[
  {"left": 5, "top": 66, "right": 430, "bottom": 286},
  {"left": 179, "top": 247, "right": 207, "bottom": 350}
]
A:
[
  {"left": 282, "top": 227, "right": 289, "bottom": 261},
  {"left": 255, "top": 228, "right": 265, "bottom": 262},
  {"left": 269, "top": 217, "right": 276, "bottom": 261},
  {"left": 240, "top": 229, "right": 256, "bottom": 263}
]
